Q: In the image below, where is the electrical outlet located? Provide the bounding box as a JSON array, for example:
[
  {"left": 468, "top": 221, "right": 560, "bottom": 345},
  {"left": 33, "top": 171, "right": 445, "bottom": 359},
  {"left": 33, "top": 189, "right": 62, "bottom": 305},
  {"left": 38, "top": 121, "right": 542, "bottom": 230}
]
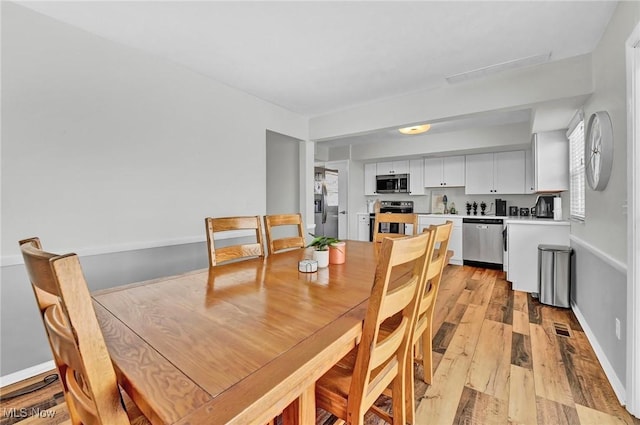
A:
[{"left": 615, "top": 318, "right": 621, "bottom": 340}]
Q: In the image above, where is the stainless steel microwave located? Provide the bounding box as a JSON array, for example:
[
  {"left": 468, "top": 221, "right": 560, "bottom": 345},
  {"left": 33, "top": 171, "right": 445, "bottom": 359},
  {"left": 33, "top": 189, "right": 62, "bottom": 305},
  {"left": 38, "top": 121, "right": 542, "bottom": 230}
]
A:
[{"left": 375, "top": 174, "right": 410, "bottom": 193}]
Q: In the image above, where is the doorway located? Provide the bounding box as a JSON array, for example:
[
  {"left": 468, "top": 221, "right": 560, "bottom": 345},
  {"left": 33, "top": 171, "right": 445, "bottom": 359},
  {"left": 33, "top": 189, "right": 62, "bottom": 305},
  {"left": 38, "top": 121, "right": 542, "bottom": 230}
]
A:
[
  {"left": 266, "top": 130, "right": 301, "bottom": 215},
  {"left": 322, "top": 160, "right": 349, "bottom": 240}
]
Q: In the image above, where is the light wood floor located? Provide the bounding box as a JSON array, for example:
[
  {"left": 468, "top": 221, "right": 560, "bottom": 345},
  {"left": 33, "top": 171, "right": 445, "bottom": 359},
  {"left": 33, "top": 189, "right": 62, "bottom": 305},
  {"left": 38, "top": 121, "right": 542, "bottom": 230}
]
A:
[{"left": 1, "top": 265, "right": 638, "bottom": 425}]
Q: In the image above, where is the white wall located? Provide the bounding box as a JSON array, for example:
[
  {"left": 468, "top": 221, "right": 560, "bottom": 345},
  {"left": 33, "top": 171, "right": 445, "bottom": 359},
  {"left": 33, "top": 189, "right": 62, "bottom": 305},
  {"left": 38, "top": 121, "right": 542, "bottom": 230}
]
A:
[
  {"left": 575, "top": 2, "right": 639, "bottom": 262},
  {"left": 569, "top": 1, "right": 640, "bottom": 403},
  {"left": 350, "top": 122, "right": 530, "bottom": 161},
  {"left": 1, "top": 2, "right": 308, "bottom": 263},
  {"left": 310, "top": 54, "right": 593, "bottom": 141},
  {"left": 0, "top": 2, "right": 308, "bottom": 376}
]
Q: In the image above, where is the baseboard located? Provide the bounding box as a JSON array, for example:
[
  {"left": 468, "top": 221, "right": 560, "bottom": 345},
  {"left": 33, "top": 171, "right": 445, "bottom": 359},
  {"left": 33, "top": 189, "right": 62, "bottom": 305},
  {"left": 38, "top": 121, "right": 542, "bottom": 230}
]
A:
[
  {"left": 0, "top": 360, "right": 55, "bottom": 388},
  {"left": 571, "top": 301, "right": 627, "bottom": 406}
]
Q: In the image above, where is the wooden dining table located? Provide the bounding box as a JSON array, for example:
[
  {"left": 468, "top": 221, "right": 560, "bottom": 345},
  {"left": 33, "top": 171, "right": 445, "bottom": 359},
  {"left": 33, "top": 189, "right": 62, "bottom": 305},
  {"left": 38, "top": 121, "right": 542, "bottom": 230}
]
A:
[{"left": 92, "top": 240, "right": 381, "bottom": 425}]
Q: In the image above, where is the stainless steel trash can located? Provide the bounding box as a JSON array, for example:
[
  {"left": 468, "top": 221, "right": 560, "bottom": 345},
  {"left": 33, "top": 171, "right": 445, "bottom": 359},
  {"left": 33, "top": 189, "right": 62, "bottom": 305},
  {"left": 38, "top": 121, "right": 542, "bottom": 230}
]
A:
[{"left": 538, "top": 244, "right": 572, "bottom": 308}]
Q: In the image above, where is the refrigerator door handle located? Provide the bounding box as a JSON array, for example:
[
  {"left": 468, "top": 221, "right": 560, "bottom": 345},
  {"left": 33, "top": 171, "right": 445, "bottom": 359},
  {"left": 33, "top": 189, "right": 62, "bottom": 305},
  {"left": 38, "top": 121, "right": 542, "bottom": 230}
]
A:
[{"left": 322, "top": 184, "right": 327, "bottom": 224}]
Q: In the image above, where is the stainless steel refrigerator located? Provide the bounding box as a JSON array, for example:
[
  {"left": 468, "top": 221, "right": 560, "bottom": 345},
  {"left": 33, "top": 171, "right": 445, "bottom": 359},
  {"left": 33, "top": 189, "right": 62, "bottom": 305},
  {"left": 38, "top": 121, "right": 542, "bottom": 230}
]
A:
[{"left": 314, "top": 167, "right": 338, "bottom": 238}]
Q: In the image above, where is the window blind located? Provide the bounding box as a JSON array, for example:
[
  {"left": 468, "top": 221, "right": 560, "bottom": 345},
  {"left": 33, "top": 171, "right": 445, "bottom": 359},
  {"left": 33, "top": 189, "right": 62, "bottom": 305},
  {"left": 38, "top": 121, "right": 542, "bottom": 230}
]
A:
[{"left": 568, "top": 120, "right": 585, "bottom": 220}]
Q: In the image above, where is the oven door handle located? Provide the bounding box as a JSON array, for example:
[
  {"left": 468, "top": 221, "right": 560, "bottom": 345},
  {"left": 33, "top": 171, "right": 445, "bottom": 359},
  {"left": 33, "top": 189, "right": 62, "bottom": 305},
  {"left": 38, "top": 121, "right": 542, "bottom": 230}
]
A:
[{"left": 502, "top": 227, "right": 508, "bottom": 251}]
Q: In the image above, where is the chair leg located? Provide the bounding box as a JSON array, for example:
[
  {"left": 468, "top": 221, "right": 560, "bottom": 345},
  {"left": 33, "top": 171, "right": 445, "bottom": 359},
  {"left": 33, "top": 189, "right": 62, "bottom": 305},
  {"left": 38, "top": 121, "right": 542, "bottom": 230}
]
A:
[
  {"left": 405, "top": 354, "right": 415, "bottom": 424},
  {"left": 422, "top": 324, "right": 433, "bottom": 384},
  {"left": 391, "top": 373, "right": 406, "bottom": 425}
]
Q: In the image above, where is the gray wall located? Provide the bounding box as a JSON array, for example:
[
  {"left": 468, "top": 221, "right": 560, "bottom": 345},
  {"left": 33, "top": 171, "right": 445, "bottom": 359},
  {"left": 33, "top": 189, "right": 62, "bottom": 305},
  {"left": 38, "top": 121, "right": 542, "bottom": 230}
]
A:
[
  {"left": 571, "top": 238, "right": 627, "bottom": 387},
  {"left": 1, "top": 242, "right": 209, "bottom": 375}
]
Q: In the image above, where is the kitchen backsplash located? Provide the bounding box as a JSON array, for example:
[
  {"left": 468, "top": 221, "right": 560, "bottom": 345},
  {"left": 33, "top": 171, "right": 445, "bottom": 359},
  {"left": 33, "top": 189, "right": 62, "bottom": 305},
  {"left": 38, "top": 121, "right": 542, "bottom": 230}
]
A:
[{"left": 366, "top": 187, "right": 563, "bottom": 215}]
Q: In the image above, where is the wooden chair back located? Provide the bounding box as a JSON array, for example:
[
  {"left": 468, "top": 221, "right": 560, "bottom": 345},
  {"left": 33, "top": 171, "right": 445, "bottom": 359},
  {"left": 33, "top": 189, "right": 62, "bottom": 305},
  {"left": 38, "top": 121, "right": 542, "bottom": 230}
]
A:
[
  {"left": 316, "top": 230, "right": 436, "bottom": 423},
  {"left": 372, "top": 213, "right": 418, "bottom": 243},
  {"left": 263, "top": 213, "right": 305, "bottom": 255},
  {"left": 205, "top": 216, "right": 265, "bottom": 267},
  {"left": 19, "top": 238, "right": 132, "bottom": 425},
  {"left": 415, "top": 220, "right": 453, "bottom": 384}
]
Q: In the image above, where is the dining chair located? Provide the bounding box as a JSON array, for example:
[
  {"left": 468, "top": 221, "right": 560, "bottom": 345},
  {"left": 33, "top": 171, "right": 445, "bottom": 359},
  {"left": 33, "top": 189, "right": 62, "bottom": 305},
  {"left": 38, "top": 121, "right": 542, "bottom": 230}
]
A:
[
  {"left": 205, "top": 216, "right": 265, "bottom": 267},
  {"left": 315, "top": 230, "right": 437, "bottom": 425},
  {"left": 415, "top": 221, "right": 453, "bottom": 384},
  {"left": 18, "top": 237, "right": 149, "bottom": 425},
  {"left": 376, "top": 220, "right": 453, "bottom": 424},
  {"left": 263, "top": 213, "right": 306, "bottom": 255},
  {"left": 372, "top": 212, "right": 418, "bottom": 243}
]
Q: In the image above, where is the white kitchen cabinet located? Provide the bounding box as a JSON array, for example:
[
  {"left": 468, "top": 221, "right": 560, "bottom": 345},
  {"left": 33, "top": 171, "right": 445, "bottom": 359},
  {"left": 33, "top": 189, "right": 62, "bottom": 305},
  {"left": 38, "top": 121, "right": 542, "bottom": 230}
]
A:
[
  {"left": 532, "top": 131, "right": 569, "bottom": 192},
  {"left": 357, "top": 213, "right": 371, "bottom": 241},
  {"left": 417, "top": 215, "right": 463, "bottom": 265},
  {"left": 524, "top": 148, "right": 535, "bottom": 194},
  {"left": 465, "top": 151, "right": 525, "bottom": 195},
  {"left": 424, "top": 156, "right": 465, "bottom": 187},
  {"left": 409, "top": 159, "right": 424, "bottom": 195},
  {"left": 405, "top": 223, "right": 414, "bottom": 235},
  {"left": 506, "top": 221, "right": 570, "bottom": 293},
  {"left": 364, "top": 163, "right": 377, "bottom": 195},
  {"left": 377, "top": 160, "right": 409, "bottom": 175}
]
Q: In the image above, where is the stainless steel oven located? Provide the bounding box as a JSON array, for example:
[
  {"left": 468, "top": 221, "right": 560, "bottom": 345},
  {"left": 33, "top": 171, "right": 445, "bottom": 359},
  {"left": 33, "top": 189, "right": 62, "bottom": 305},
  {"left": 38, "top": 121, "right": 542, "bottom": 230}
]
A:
[{"left": 369, "top": 201, "right": 414, "bottom": 242}]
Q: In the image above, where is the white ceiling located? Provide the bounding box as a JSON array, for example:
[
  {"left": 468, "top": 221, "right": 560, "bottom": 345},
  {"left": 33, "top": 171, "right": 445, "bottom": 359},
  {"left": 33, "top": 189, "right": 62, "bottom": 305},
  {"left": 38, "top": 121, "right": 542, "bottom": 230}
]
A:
[{"left": 17, "top": 1, "right": 617, "bottom": 143}]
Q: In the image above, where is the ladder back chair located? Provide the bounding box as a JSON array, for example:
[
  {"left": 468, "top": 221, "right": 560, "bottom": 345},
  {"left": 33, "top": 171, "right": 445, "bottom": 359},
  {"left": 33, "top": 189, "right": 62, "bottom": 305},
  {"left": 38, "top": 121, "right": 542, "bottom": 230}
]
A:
[
  {"left": 315, "top": 230, "right": 437, "bottom": 425},
  {"left": 372, "top": 213, "right": 418, "bottom": 243},
  {"left": 415, "top": 221, "right": 453, "bottom": 385},
  {"left": 263, "top": 213, "right": 306, "bottom": 255},
  {"left": 19, "top": 238, "right": 149, "bottom": 425},
  {"left": 205, "top": 216, "right": 265, "bottom": 267},
  {"left": 378, "top": 221, "right": 453, "bottom": 423}
]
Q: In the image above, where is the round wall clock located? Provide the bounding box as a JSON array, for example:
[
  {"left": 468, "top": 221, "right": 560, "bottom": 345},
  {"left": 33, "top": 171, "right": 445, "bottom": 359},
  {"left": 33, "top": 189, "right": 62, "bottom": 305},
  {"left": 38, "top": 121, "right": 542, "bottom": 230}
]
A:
[{"left": 585, "top": 111, "right": 614, "bottom": 191}]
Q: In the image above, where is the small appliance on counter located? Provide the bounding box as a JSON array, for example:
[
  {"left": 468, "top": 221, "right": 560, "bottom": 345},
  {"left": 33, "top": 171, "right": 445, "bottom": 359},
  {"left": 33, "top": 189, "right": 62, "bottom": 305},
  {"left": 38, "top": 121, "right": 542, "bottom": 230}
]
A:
[
  {"left": 520, "top": 207, "right": 530, "bottom": 217},
  {"left": 509, "top": 206, "right": 519, "bottom": 216},
  {"left": 495, "top": 199, "right": 507, "bottom": 216},
  {"left": 534, "top": 195, "right": 555, "bottom": 219}
]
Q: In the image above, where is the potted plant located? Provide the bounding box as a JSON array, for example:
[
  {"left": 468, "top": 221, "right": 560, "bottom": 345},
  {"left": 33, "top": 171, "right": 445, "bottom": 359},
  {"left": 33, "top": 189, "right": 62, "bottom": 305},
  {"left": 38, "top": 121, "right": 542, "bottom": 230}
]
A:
[{"left": 307, "top": 234, "right": 345, "bottom": 267}]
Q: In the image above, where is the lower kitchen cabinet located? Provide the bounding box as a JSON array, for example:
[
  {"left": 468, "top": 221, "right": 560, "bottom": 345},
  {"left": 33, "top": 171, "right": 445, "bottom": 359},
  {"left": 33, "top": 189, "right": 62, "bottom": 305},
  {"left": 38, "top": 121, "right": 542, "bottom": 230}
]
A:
[
  {"left": 356, "top": 213, "right": 370, "bottom": 241},
  {"left": 505, "top": 221, "right": 570, "bottom": 293},
  {"left": 418, "top": 215, "right": 463, "bottom": 265}
]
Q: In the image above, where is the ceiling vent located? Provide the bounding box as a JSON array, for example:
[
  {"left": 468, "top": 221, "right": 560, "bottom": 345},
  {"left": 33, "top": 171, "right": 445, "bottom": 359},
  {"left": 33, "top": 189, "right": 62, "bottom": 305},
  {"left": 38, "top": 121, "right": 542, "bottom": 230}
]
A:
[{"left": 445, "top": 52, "right": 551, "bottom": 84}]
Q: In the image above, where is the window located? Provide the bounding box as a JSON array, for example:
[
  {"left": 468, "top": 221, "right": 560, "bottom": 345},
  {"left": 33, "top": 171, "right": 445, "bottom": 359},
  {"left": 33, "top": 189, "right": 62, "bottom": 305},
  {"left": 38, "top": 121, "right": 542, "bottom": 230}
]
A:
[{"left": 568, "top": 114, "right": 585, "bottom": 220}]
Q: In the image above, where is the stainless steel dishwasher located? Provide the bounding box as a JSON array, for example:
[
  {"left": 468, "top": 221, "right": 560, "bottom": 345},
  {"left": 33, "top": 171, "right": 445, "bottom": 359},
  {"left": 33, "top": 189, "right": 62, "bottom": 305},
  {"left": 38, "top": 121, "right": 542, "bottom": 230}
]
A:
[{"left": 462, "top": 217, "right": 504, "bottom": 269}]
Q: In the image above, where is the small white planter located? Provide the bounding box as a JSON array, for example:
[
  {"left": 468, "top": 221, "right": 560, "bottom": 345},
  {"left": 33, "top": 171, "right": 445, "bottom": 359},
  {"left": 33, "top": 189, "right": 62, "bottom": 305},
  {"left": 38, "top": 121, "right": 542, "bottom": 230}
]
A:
[{"left": 313, "top": 249, "right": 330, "bottom": 268}]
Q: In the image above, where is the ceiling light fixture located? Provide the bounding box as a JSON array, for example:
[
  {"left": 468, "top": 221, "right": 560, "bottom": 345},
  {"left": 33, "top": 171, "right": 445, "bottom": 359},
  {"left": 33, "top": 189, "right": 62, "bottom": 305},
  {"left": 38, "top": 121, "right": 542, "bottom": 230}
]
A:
[{"left": 398, "top": 124, "right": 431, "bottom": 135}]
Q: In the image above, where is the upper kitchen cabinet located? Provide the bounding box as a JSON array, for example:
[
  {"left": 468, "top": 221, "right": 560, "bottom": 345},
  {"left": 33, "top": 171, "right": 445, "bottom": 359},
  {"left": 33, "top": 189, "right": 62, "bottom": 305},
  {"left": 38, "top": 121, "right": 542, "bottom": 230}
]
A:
[
  {"left": 364, "top": 163, "right": 377, "bottom": 195},
  {"left": 465, "top": 151, "right": 525, "bottom": 195},
  {"left": 409, "top": 159, "right": 424, "bottom": 195},
  {"left": 531, "top": 131, "right": 569, "bottom": 192},
  {"left": 524, "top": 148, "right": 535, "bottom": 194},
  {"left": 376, "top": 160, "right": 409, "bottom": 175},
  {"left": 424, "top": 156, "right": 465, "bottom": 187}
]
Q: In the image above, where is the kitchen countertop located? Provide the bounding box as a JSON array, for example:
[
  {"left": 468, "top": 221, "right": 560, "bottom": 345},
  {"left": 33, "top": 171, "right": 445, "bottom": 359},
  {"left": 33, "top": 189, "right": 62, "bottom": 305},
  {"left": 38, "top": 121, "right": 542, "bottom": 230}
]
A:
[{"left": 416, "top": 213, "right": 570, "bottom": 225}]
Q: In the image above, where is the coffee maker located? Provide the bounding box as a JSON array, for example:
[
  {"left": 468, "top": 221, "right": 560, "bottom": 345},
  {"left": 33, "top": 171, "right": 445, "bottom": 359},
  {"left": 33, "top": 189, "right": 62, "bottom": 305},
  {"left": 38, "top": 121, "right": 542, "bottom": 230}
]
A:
[
  {"left": 495, "top": 199, "right": 507, "bottom": 216},
  {"left": 534, "top": 195, "right": 555, "bottom": 218}
]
